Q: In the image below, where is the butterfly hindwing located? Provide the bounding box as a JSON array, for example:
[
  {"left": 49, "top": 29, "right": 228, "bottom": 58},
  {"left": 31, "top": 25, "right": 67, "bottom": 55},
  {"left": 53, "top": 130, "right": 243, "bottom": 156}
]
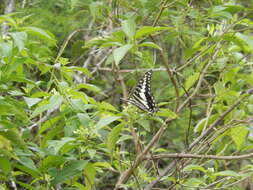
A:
[{"left": 128, "top": 71, "right": 157, "bottom": 114}]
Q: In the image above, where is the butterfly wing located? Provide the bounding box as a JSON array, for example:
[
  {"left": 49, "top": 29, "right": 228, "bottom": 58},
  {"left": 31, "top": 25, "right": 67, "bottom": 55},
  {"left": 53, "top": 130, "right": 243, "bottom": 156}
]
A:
[{"left": 128, "top": 71, "right": 157, "bottom": 114}]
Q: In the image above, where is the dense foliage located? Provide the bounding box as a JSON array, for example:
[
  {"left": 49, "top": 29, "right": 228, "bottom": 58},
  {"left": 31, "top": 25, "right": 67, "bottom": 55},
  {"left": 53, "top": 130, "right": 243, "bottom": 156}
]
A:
[{"left": 1, "top": 0, "right": 253, "bottom": 189}]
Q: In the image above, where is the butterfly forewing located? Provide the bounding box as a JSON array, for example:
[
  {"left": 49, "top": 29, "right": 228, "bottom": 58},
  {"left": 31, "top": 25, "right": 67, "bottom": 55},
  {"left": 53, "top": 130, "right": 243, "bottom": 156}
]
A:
[{"left": 128, "top": 71, "right": 157, "bottom": 114}]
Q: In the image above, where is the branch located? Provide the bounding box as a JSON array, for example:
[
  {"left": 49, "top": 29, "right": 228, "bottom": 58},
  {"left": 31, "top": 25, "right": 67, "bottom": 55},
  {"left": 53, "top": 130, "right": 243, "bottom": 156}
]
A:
[
  {"left": 55, "top": 29, "right": 90, "bottom": 63},
  {"left": 144, "top": 88, "right": 253, "bottom": 190},
  {"left": 187, "top": 88, "right": 253, "bottom": 151},
  {"left": 144, "top": 152, "right": 253, "bottom": 160},
  {"left": 98, "top": 67, "right": 168, "bottom": 73},
  {"left": 114, "top": 119, "right": 174, "bottom": 189}
]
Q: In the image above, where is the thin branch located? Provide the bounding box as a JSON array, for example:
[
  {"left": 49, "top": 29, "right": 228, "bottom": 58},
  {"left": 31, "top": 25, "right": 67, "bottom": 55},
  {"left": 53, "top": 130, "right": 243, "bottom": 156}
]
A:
[
  {"left": 144, "top": 152, "right": 253, "bottom": 160},
  {"left": 114, "top": 119, "right": 174, "bottom": 189},
  {"left": 187, "top": 89, "right": 253, "bottom": 151},
  {"left": 98, "top": 67, "right": 168, "bottom": 73},
  {"left": 55, "top": 29, "right": 90, "bottom": 63}
]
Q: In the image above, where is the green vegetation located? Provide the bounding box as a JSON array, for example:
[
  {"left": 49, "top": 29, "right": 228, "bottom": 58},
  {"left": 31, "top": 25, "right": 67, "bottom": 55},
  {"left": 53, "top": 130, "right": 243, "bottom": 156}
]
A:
[{"left": 1, "top": 0, "right": 253, "bottom": 189}]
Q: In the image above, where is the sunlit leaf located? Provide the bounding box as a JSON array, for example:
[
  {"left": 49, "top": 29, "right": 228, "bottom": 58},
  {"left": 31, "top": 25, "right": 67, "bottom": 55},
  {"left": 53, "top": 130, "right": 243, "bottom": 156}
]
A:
[
  {"left": 183, "top": 165, "right": 207, "bottom": 173},
  {"left": 107, "top": 124, "right": 124, "bottom": 156},
  {"left": 21, "top": 26, "right": 56, "bottom": 45},
  {"left": 122, "top": 19, "right": 136, "bottom": 39},
  {"left": 214, "top": 170, "right": 240, "bottom": 177},
  {"left": 9, "top": 32, "right": 27, "bottom": 51},
  {"left": 139, "top": 42, "right": 162, "bottom": 50},
  {"left": 113, "top": 44, "right": 133, "bottom": 65},
  {"left": 156, "top": 108, "right": 177, "bottom": 118},
  {"left": 230, "top": 125, "right": 248, "bottom": 150},
  {"left": 135, "top": 26, "right": 171, "bottom": 39},
  {"left": 84, "top": 163, "right": 96, "bottom": 190},
  {"left": 24, "top": 97, "right": 41, "bottom": 107},
  {"left": 96, "top": 116, "right": 121, "bottom": 131}
]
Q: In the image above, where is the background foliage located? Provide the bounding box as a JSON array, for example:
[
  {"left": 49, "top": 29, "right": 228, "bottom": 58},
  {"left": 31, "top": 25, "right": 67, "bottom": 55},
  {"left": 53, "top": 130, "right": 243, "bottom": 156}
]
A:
[{"left": 1, "top": 0, "right": 253, "bottom": 189}]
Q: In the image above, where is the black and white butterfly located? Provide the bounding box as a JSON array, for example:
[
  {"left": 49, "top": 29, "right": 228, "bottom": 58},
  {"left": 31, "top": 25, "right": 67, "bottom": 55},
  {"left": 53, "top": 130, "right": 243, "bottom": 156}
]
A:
[{"left": 127, "top": 70, "right": 158, "bottom": 114}]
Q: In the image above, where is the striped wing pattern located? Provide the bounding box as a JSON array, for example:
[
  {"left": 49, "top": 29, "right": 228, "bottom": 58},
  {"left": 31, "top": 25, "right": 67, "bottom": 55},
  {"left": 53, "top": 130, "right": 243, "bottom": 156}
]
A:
[{"left": 128, "top": 71, "right": 157, "bottom": 114}]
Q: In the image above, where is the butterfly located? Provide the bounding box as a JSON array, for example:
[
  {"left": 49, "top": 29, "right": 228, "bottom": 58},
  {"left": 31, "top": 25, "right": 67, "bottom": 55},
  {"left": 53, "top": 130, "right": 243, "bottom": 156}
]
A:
[{"left": 127, "top": 70, "right": 158, "bottom": 114}]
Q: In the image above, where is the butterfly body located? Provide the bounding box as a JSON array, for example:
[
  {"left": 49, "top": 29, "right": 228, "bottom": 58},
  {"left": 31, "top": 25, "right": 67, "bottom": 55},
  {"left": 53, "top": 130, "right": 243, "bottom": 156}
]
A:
[{"left": 128, "top": 71, "right": 157, "bottom": 114}]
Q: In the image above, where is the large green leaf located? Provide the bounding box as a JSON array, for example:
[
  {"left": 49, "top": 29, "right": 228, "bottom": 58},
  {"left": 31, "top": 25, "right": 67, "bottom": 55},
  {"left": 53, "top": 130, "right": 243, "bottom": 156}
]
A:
[
  {"left": 18, "top": 157, "right": 40, "bottom": 175},
  {"left": 9, "top": 32, "right": 27, "bottom": 51},
  {"left": 121, "top": 19, "right": 136, "bottom": 39},
  {"left": 135, "top": 26, "right": 171, "bottom": 39},
  {"left": 107, "top": 124, "right": 124, "bottom": 156},
  {"left": 214, "top": 170, "right": 240, "bottom": 177},
  {"left": 235, "top": 33, "right": 253, "bottom": 51},
  {"left": 21, "top": 26, "right": 56, "bottom": 45},
  {"left": 185, "top": 72, "right": 200, "bottom": 91},
  {"left": 84, "top": 163, "right": 96, "bottom": 190},
  {"left": 230, "top": 125, "right": 248, "bottom": 150},
  {"left": 138, "top": 42, "right": 162, "bottom": 50},
  {"left": 183, "top": 164, "right": 207, "bottom": 173},
  {"left": 156, "top": 108, "right": 177, "bottom": 118},
  {"left": 0, "top": 156, "right": 11, "bottom": 174},
  {"left": 31, "top": 94, "right": 63, "bottom": 118},
  {"left": 0, "top": 129, "right": 26, "bottom": 148},
  {"left": 52, "top": 160, "right": 88, "bottom": 185},
  {"left": 113, "top": 44, "right": 133, "bottom": 65},
  {"left": 95, "top": 116, "right": 121, "bottom": 131},
  {"left": 24, "top": 97, "right": 42, "bottom": 107},
  {"left": 47, "top": 137, "right": 75, "bottom": 155}
]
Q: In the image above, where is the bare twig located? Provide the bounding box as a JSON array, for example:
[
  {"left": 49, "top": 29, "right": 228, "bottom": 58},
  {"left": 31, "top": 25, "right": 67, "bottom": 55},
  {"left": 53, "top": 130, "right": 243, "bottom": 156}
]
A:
[
  {"left": 55, "top": 28, "right": 90, "bottom": 63},
  {"left": 144, "top": 152, "right": 253, "bottom": 160},
  {"left": 98, "top": 67, "right": 168, "bottom": 73}
]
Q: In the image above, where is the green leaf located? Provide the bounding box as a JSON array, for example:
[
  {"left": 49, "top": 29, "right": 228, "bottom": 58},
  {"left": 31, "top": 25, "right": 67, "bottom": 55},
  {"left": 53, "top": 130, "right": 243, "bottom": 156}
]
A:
[
  {"left": 185, "top": 72, "right": 200, "bottom": 90},
  {"left": 0, "top": 156, "right": 11, "bottom": 174},
  {"left": 21, "top": 26, "right": 56, "bottom": 45},
  {"left": 99, "top": 102, "right": 119, "bottom": 112},
  {"left": 96, "top": 116, "right": 121, "bottom": 131},
  {"left": 24, "top": 97, "right": 41, "bottom": 107},
  {"left": 156, "top": 108, "right": 177, "bottom": 118},
  {"left": 135, "top": 26, "right": 171, "bottom": 39},
  {"left": 121, "top": 19, "right": 136, "bottom": 39},
  {"left": 235, "top": 33, "right": 253, "bottom": 51},
  {"left": 0, "top": 15, "right": 17, "bottom": 26},
  {"left": 68, "top": 66, "right": 91, "bottom": 77},
  {"left": 47, "top": 137, "right": 75, "bottom": 155},
  {"left": 107, "top": 124, "right": 124, "bottom": 156},
  {"left": 214, "top": 170, "right": 240, "bottom": 177},
  {"left": 31, "top": 94, "right": 63, "bottom": 118},
  {"left": 184, "top": 178, "right": 206, "bottom": 187},
  {"left": 0, "top": 42, "right": 12, "bottom": 57},
  {"left": 247, "top": 104, "right": 253, "bottom": 113},
  {"left": 230, "top": 125, "right": 248, "bottom": 150},
  {"left": 137, "top": 119, "right": 150, "bottom": 132},
  {"left": 84, "top": 163, "right": 96, "bottom": 190},
  {"left": 139, "top": 42, "right": 162, "bottom": 50},
  {"left": 183, "top": 164, "right": 207, "bottom": 173},
  {"left": 76, "top": 83, "right": 102, "bottom": 93},
  {"left": 113, "top": 44, "right": 133, "bottom": 65},
  {"left": 40, "top": 155, "right": 65, "bottom": 171},
  {"left": 52, "top": 160, "right": 88, "bottom": 185},
  {"left": 9, "top": 32, "right": 27, "bottom": 51},
  {"left": 18, "top": 157, "right": 40, "bottom": 174},
  {"left": 77, "top": 113, "right": 91, "bottom": 126},
  {"left": 0, "top": 129, "right": 26, "bottom": 148},
  {"left": 194, "top": 114, "right": 219, "bottom": 133}
]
